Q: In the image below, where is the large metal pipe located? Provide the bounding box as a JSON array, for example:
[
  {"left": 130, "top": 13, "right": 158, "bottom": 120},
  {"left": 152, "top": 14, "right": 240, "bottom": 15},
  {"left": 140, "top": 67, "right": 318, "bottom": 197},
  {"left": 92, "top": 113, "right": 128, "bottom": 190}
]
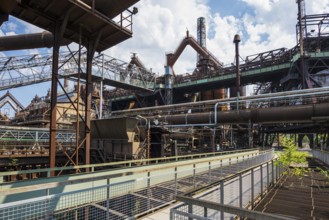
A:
[
  {"left": 0, "top": 31, "right": 70, "bottom": 51},
  {"left": 158, "top": 103, "right": 329, "bottom": 125},
  {"left": 112, "top": 87, "right": 329, "bottom": 116}
]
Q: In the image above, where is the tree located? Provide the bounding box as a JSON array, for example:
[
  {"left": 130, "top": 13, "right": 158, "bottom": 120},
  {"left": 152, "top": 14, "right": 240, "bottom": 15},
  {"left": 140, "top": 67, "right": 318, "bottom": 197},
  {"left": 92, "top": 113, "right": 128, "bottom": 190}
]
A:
[{"left": 276, "top": 136, "right": 309, "bottom": 176}]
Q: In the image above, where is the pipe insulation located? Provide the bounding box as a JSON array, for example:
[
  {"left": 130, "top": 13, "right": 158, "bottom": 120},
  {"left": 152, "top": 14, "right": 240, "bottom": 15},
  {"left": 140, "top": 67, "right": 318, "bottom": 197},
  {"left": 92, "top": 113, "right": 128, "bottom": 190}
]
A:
[
  {"left": 158, "top": 103, "right": 329, "bottom": 125},
  {"left": 0, "top": 31, "right": 70, "bottom": 51}
]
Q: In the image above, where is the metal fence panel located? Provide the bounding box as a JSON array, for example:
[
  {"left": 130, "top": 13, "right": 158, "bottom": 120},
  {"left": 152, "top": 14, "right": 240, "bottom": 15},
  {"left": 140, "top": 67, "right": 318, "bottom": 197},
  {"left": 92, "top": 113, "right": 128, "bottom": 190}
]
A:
[{"left": 171, "top": 153, "right": 284, "bottom": 220}]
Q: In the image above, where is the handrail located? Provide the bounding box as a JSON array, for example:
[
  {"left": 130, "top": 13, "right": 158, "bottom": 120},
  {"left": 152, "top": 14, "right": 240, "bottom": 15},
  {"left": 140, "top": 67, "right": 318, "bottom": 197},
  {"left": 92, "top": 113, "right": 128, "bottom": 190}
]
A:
[
  {"left": 0, "top": 148, "right": 259, "bottom": 181},
  {"left": 0, "top": 150, "right": 266, "bottom": 195}
]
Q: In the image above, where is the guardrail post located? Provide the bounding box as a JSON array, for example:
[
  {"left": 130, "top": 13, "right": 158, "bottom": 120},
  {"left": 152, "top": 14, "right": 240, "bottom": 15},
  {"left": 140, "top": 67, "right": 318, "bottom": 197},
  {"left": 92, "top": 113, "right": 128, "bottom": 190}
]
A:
[
  {"left": 175, "top": 167, "right": 178, "bottom": 196},
  {"left": 208, "top": 161, "right": 211, "bottom": 182},
  {"left": 106, "top": 177, "right": 110, "bottom": 220},
  {"left": 204, "top": 207, "right": 208, "bottom": 217},
  {"left": 229, "top": 158, "right": 231, "bottom": 174},
  {"left": 251, "top": 168, "right": 254, "bottom": 209},
  {"left": 188, "top": 203, "right": 193, "bottom": 220},
  {"left": 193, "top": 164, "right": 196, "bottom": 188},
  {"left": 266, "top": 162, "right": 270, "bottom": 188},
  {"left": 239, "top": 173, "right": 243, "bottom": 209},
  {"left": 147, "top": 171, "right": 151, "bottom": 210},
  {"left": 260, "top": 164, "right": 263, "bottom": 198},
  {"left": 271, "top": 161, "right": 275, "bottom": 185},
  {"left": 220, "top": 159, "right": 223, "bottom": 177},
  {"left": 220, "top": 180, "right": 224, "bottom": 220}
]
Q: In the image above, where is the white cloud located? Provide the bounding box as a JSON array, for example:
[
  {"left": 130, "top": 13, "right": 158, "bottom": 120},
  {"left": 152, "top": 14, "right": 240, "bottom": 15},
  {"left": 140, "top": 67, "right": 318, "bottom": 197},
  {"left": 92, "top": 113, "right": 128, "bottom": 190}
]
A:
[
  {"left": 242, "top": 0, "right": 273, "bottom": 12},
  {"left": 105, "top": 0, "right": 211, "bottom": 74},
  {"left": 1, "top": 0, "right": 326, "bottom": 76},
  {"left": 108, "top": 0, "right": 307, "bottom": 74},
  {"left": 5, "top": 31, "right": 16, "bottom": 36},
  {"left": 2, "top": 21, "right": 18, "bottom": 33},
  {"left": 307, "top": 0, "right": 329, "bottom": 14}
]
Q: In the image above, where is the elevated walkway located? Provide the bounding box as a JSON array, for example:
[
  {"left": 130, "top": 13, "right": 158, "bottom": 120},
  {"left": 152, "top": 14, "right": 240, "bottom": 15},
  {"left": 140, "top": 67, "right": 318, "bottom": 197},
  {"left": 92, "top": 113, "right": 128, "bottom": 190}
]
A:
[
  {"left": 0, "top": 149, "right": 273, "bottom": 219},
  {"left": 171, "top": 150, "right": 329, "bottom": 220}
]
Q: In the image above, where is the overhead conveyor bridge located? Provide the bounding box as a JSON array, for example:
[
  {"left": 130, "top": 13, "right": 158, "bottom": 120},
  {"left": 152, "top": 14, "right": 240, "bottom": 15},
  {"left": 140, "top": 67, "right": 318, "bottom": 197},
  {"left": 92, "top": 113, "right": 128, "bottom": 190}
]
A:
[{"left": 0, "top": 52, "right": 156, "bottom": 92}]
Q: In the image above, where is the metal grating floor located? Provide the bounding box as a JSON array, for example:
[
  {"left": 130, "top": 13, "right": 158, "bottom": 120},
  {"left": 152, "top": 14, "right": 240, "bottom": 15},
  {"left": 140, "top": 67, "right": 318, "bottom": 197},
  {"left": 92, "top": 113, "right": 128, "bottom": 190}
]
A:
[
  {"left": 254, "top": 158, "right": 329, "bottom": 220},
  {"left": 93, "top": 156, "right": 266, "bottom": 219}
]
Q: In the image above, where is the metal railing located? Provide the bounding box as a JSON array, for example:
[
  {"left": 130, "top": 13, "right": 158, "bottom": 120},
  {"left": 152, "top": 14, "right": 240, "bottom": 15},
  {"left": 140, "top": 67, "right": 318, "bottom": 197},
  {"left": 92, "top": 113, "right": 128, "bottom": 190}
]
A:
[
  {"left": 312, "top": 149, "right": 329, "bottom": 166},
  {"left": 171, "top": 159, "right": 286, "bottom": 220},
  {"left": 0, "top": 148, "right": 258, "bottom": 183},
  {"left": 0, "top": 150, "right": 274, "bottom": 219},
  {"left": 0, "top": 126, "right": 76, "bottom": 143}
]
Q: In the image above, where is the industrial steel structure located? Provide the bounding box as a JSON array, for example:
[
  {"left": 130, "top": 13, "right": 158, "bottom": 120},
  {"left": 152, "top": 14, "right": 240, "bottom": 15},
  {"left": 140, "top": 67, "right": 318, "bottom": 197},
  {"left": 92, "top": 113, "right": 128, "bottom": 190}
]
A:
[
  {"left": 0, "top": 0, "right": 328, "bottom": 167},
  {"left": 0, "top": 0, "right": 328, "bottom": 219}
]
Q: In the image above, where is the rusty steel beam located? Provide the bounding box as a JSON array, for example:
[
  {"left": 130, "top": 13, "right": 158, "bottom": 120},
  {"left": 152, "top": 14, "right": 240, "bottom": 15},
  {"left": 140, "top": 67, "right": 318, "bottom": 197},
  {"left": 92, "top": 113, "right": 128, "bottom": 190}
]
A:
[
  {"left": 49, "top": 25, "right": 61, "bottom": 173},
  {"left": 84, "top": 33, "right": 102, "bottom": 169}
]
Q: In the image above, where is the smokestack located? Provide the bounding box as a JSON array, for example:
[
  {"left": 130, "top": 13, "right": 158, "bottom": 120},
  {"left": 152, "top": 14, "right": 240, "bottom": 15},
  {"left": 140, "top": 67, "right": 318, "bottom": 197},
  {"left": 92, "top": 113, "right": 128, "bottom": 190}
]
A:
[{"left": 197, "top": 17, "right": 206, "bottom": 63}]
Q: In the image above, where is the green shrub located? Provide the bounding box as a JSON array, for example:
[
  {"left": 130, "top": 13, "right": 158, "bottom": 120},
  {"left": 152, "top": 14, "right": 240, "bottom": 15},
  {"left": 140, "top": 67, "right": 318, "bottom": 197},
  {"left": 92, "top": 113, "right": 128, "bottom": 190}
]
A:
[{"left": 276, "top": 136, "right": 309, "bottom": 176}]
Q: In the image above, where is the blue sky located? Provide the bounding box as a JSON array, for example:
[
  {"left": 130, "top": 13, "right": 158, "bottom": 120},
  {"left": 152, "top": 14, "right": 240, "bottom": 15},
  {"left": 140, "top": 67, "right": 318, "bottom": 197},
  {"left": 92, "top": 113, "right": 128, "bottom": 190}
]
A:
[
  {"left": 0, "top": 0, "right": 328, "bottom": 116},
  {"left": 209, "top": 0, "right": 253, "bottom": 17}
]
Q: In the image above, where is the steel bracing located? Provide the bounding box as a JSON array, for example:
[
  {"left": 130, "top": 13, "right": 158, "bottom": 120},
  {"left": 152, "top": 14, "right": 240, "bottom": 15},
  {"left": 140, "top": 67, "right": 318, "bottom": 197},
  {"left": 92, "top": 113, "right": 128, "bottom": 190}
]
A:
[
  {"left": 0, "top": 51, "right": 156, "bottom": 92},
  {"left": 0, "top": 126, "right": 76, "bottom": 143}
]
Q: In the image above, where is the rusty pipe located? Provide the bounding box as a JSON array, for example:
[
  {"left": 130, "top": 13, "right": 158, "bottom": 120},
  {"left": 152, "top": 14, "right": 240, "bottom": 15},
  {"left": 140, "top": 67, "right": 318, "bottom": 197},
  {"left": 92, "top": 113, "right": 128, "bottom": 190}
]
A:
[
  {"left": 158, "top": 103, "right": 329, "bottom": 125},
  {"left": 0, "top": 31, "right": 70, "bottom": 51}
]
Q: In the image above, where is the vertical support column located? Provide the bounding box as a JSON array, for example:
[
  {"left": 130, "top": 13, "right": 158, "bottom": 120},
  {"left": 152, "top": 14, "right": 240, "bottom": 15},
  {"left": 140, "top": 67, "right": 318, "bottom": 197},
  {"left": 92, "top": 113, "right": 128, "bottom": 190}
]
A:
[
  {"left": 211, "top": 128, "right": 216, "bottom": 152},
  {"left": 85, "top": 43, "right": 94, "bottom": 169},
  {"left": 147, "top": 120, "right": 150, "bottom": 159},
  {"left": 75, "top": 30, "right": 82, "bottom": 169},
  {"left": 233, "top": 34, "right": 241, "bottom": 110},
  {"left": 248, "top": 120, "right": 253, "bottom": 148},
  {"left": 49, "top": 23, "right": 60, "bottom": 174},
  {"left": 100, "top": 80, "right": 103, "bottom": 119}
]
